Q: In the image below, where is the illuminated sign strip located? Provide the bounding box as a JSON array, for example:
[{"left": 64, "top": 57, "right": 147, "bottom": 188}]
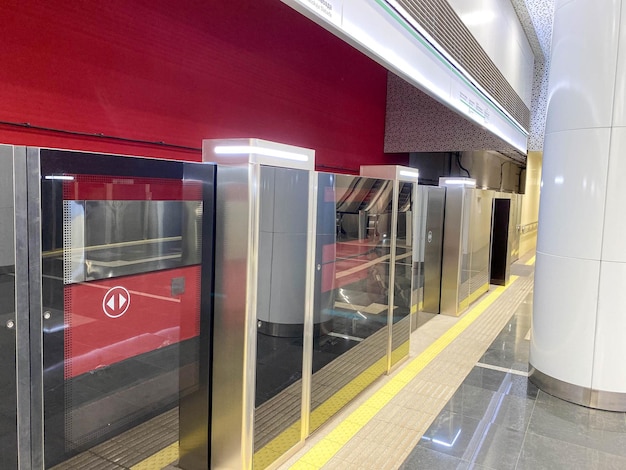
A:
[{"left": 282, "top": 0, "right": 528, "bottom": 153}]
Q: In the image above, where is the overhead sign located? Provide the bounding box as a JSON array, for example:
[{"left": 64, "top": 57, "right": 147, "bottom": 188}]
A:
[
  {"left": 282, "top": 0, "right": 528, "bottom": 153},
  {"left": 298, "top": 0, "right": 342, "bottom": 25},
  {"left": 102, "top": 286, "right": 131, "bottom": 318}
]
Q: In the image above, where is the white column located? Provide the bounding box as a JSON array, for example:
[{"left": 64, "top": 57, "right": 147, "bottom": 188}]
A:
[{"left": 530, "top": 0, "right": 626, "bottom": 410}]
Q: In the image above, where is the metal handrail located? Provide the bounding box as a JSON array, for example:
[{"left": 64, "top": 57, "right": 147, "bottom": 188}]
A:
[{"left": 517, "top": 221, "right": 538, "bottom": 234}]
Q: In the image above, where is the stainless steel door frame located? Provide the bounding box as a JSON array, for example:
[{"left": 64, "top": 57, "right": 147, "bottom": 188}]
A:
[
  {"left": 439, "top": 178, "right": 476, "bottom": 316},
  {"left": 421, "top": 186, "right": 446, "bottom": 315},
  {"left": 359, "top": 165, "right": 420, "bottom": 372},
  {"left": 1, "top": 145, "right": 45, "bottom": 470},
  {"left": 205, "top": 139, "right": 316, "bottom": 470},
  {"left": 9, "top": 145, "right": 44, "bottom": 470}
]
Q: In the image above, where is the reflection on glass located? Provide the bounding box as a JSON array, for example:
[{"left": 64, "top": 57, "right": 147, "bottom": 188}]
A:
[
  {"left": 459, "top": 189, "right": 473, "bottom": 310},
  {"left": 253, "top": 167, "right": 309, "bottom": 469},
  {"left": 468, "top": 190, "right": 493, "bottom": 299},
  {"left": 390, "top": 182, "right": 414, "bottom": 367},
  {"left": 310, "top": 174, "right": 391, "bottom": 432},
  {"left": 41, "top": 173, "right": 204, "bottom": 467},
  {"left": 0, "top": 154, "right": 17, "bottom": 468}
]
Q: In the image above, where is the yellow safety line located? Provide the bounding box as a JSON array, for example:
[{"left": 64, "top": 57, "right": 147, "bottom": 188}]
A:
[
  {"left": 526, "top": 255, "right": 536, "bottom": 266},
  {"left": 468, "top": 283, "right": 489, "bottom": 305},
  {"left": 130, "top": 442, "right": 178, "bottom": 470},
  {"left": 130, "top": 275, "right": 520, "bottom": 470},
  {"left": 291, "top": 276, "right": 519, "bottom": 469}
]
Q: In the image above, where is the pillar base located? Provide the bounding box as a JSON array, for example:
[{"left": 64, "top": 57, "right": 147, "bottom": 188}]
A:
[{"left": 529, "top": 364, "right": 626, "bottom": 412}]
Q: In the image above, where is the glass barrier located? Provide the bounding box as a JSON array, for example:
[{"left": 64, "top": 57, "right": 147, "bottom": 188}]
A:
[
  {"left": 468, "top": 189, "right": 493, "bottom": 301},
  {"left": 310, "top": 173, "right": 391, "bottom": 432},
  {"left": 459, "top": 189, "right": 473, "bottom": 310},
  {"left": 390, "top": 181, "right": 414, "bottom": 367},
  {"left": 39, "top": 151, "right": 213, "bottom": 468},
  {"left": 253, "top": 166, "right": 309, "bottom": 469},
  {"left": 0, "top": 147, "right": 17, "bottom": 468}
]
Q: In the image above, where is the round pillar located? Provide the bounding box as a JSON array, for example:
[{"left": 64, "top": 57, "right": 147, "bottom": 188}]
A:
[{"left": 530, "top": 0, "right": 626, "bottom": 410}]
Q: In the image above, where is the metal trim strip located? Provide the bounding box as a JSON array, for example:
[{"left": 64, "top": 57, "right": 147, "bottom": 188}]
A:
[
  {"left": 301, "top": 170, "right": 318, "bottom": 440},
  {"left": 529, "top": 364, "right": 626, "bottom": 412},
  {"left": 26, "top": 147, "right": 44, "bottom": 469},
  {"left": 14, "top": 146, "right": 33, "bottom": 470},
  {"left": 387, "top": 179, "right": 399, "bottom": 373}
]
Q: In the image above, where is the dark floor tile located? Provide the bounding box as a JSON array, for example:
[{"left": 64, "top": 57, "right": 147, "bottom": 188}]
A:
[
  {"left": 419, "top": 411, "right": 480, "bottom": 459},
  {"left": 418, "top": 408, "right": 526, "bottom": 469},
  {"left": 489, "top": 393, "right": 535, "bottom": 432},
  {"left": 479, "top": 347, "right": 528, "bottom": 371},
  {"left": 503, "top": 374, "right": 538, "bottom": 399},
  {"left": 463, "top": 368, "right": 508, "bottom": 393},
  {"left": 400, "top": 446, "right": 466, "bottom": 470},
  {"left": 469, "top": 424, "right": 525, "bottom": 469},
  {"left": 516, "top": 432, "right": 601, "bottom": 470},
  {"left": 510, "top": 361, "right": 530, "bottom": 373},
  {"left": 528, "top": 391, "right": 626, "bottom": 457},
  {"left": 462, "top": 368, "right": 537, "bottom": 400},
  {"left": 444, "top": 384, "right": 497, "bottom": 419}
]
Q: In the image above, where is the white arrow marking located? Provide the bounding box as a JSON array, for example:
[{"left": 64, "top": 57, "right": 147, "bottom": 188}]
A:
[
  {"left": 107, "top": 295, "right": 115, "bottom": 311},
  {"left": 119, "top": 294, "right": 127, "bottom": 308}
]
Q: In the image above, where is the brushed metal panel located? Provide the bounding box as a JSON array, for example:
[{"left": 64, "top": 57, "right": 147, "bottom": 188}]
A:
[
  {"left": 211, "top": 165, "right": 256, "bottom": 470},
  {"left": 530, "top": 365, "right": 626, "bottom": 412},
  {"left": 422, "top": 187, "right": 445, "bottom": 314},
  {"left": 0, "top": 145, "right": 21, "bottom": 469},
  {"left": 440, "top": 186, "right": 464, "bottom": 316}
]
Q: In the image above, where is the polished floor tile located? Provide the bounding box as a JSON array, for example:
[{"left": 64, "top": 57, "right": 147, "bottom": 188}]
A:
[
  {"left": 279, "top": 261, "right": 626, "bottom": 470},
  {"left": 402, "top": 269, "right": 626, "bottom": 470}
]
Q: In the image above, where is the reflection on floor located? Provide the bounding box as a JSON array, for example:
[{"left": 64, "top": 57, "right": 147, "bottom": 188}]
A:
[
  {"left": 402, "top": 285, "right": 626, "bottom": 469},
  {"left": 281, "top": 255, "right": 626, "bottom": 470},
  {"left": 59, "top": 254, "right": 626, "bottom": 470}
]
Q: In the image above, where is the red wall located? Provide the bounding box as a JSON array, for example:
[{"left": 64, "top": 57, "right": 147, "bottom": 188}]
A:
[{"left": 0, "top": 0, "right": 407, "bottom": 172}]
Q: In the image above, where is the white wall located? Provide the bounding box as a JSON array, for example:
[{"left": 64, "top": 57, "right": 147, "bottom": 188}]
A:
[{"left": 447, "top": 0, "right": 535, "bottom": 106}]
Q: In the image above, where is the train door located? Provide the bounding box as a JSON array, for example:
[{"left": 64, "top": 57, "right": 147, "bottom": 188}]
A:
[{"left": 34, "top": 149, "right": 215, "bottom": 468}]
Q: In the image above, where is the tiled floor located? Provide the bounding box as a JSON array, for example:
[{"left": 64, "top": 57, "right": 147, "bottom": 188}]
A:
[
  {"left": 402, "top": 286, "right": 626, "bottom": 470},
  {"left": 283, "top": 257, "right": 626, "bottom": 470}
]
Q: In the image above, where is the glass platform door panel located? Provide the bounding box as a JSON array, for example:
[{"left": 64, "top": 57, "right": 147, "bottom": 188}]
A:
[
  {"left": 0, "top": 146, "right": 17, "bottom": 469},
  {"left": 253, "top": 166, "right": 309, "bottom": 470},
  {"left": 309, "top": 174, "right": 392, "bottom": 432},
  {"left": 39, "top": 150, "right": 213, "bottom": 468},
  {"left": 390, "top": 181, "right": 415, "bottom": 367}
]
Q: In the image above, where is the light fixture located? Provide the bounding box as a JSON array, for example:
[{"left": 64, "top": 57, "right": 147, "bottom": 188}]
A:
[
  {"left": 399, "top": 170, "right": 420, "bottom": 179},
  {"left": 213, "top": 145, "right": 310, "bottom": 162},
  {"left": 440, "top": 178, "right": 476, "bottom": 187},
  {"left": 44, "top": 175, "right": 75, "bottom": 181}
]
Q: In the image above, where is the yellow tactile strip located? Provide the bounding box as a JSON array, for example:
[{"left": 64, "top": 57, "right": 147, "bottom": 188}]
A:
[
  {"left": 51, "top": 408, "right": 179, "bottom": 470},
  {"left": 285, "top": 274, "right": 535, "bottom": 469},
  {"left": 131, "top": 443, "right": 178, "bottom": 470}
]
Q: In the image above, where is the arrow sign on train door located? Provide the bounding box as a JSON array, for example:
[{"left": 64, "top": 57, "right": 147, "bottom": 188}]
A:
[{"left": 102, "top": 286, "right": 131, "bottom": 318}]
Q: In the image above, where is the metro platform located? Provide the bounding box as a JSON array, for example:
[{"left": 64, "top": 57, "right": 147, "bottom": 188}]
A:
[{"left": 55, "top": 252, "right": 626, "bottom": 470}]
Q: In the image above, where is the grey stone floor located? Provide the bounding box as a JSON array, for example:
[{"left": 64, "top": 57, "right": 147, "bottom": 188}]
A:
[{"left": 400, "top": 290, "right": 626, "bottom": 470}]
